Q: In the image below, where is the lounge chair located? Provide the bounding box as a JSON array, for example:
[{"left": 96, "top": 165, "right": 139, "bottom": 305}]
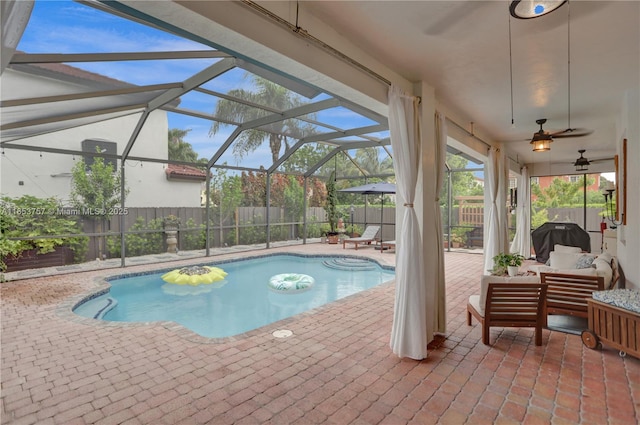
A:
[
  {"left": 342, "top": 226, "right": 380, "bottom": 250},
  {"left": 379, "top": 240, "right": 395, "bottom": 253}
]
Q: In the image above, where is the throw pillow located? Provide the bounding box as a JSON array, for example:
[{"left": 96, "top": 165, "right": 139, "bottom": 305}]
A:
[
  {"left": 549, "top": 251, "right": 583, "bottom": 269},
  {"left": 575, "top": 254, "right": 596, "bottom": 269}
]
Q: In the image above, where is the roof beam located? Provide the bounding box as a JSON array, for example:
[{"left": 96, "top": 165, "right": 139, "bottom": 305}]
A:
[
  {"left": 121, "top": 58, "right": 236, "bottom": 160},
  {"left": 299, "top": 124, "right": 387, "bottom": 144},
  {"left": 1, "top": 83, "right": 183, "bottom": 107},
  {"left": 0, "top": 104, "right": 146, "bottom": 131},
  {"left": 207, "top": 97, "right": 339, "bottom": 167},
  {"left": 10, "top": 51, "right": 230, "bottom": 64}
]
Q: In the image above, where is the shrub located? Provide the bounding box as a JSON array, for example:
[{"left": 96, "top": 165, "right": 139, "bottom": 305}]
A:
[
  {"left": 107, "top": 217, "right": 163, "bottom": 257},
  {"left": 181, "top": 218, "right": 206, "bottom": 251},
  {"left": 0, "top": 195, "right": 88, "bottom": 272}
]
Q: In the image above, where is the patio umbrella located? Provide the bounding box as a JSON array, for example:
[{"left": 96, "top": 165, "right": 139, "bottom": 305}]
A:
[{"left": 339, "top": 182, "right": 396, "bottom": 242}]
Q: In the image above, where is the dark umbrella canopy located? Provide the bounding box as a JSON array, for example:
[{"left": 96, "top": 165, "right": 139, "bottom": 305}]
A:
[
  {"left": 339, "top": 183, "right": 396, "bottom": 242},
  {"left": 339, "top": 182, "right": 397, "bottom": 195}
]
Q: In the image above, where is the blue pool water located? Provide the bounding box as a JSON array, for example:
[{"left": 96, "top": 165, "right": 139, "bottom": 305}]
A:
[{"left": 74, "top": 254, "right": 395, "bottom": 338}]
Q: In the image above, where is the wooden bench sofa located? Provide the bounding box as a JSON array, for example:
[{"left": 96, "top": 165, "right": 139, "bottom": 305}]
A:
[{"left": 536, "top": 255, "right": 620, "bottom": 325}]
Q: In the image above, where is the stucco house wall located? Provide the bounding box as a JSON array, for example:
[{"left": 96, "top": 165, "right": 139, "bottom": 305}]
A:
[{"left": 0, "top": 68, "right": 204, "bottom": 208}]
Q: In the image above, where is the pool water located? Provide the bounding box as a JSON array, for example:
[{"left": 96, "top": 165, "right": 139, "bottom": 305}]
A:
[{"left": 74, "top": 254, "right": 395, "bottom": 338}]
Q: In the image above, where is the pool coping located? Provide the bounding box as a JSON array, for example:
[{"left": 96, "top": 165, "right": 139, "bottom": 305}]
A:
[{"left": 57, "top": 252, "right": 396, "bottom": 344}]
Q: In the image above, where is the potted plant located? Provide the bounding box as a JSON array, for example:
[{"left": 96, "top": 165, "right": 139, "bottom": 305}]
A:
[
  {"left": 324, "top": 171, "right": 340, "bottom": 244},
  {"left": 491, "top": 252, "right": 525, "bottom": 276},
  {"left": 163, "top": 215, "right": 181, "bottom": 253},
  {"left": 451, "top": 233, "right": 465, "bottom": 248},
  {"left": 346, "top": 224, "right": 363, "bottom": 238},
  {"left": 163, "top": 214, "right": 181, "bottom": 230}
]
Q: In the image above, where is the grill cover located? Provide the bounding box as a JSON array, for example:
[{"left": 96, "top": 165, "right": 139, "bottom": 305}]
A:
[{"left": 531, "top": 222, "right": 591, "bottom": 263}]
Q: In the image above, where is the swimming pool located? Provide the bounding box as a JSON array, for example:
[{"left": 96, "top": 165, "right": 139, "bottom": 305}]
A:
[{"left": 74, "top": 254, "right": 395, "bottom": 338}]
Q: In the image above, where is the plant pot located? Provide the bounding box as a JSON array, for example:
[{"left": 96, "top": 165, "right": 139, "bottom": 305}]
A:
[
  {"left": 507, "top": 266, "right": 519, "bottom": 277},
  {"left": 165, "top": 230, "right": 178, "bottom": 253},
  {"left": 327, "top": 234, "right": 339, "bottom": 244}
]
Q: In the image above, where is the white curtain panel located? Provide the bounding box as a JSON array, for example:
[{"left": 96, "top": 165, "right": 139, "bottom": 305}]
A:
[
  {"left": 429, "top": 111, "right": 447, "bottom": 335},
  {"left": 483, "top": 147, "right": 509, "bottom": 274},
  {"left": 388, "top": 85, "right": 427, "bottom": 359},
  {"left": 1, "top": 0, "right": 34, "bottom": 76},
  {"left": 509, "top": 166, "right": 531, "bottom": 257}
]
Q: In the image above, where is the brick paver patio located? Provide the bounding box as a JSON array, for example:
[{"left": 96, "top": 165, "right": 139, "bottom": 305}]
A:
[{"left": 1, "top": 246, "right": 638, "bottom": 424}]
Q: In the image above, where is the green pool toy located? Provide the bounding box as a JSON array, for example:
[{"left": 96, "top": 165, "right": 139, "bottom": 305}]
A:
[{"left": 268, "top": 273, "right": 315, "bottom": 293}]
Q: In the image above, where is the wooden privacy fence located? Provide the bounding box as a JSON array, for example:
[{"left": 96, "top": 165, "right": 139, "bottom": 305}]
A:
[
  {"left": 81, "top": 206, "right": 396, "bottom": 260},
  {"left": 457, "top": 196, "right": 484, "bottom": 227}
]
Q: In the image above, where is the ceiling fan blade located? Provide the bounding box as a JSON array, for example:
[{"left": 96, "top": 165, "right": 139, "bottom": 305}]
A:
[
  {"left": 551, "top": 128, "right": 594, "bottom": 138},
  {"left": 589, "top": 157, "right": 615, "bottom": 164}
]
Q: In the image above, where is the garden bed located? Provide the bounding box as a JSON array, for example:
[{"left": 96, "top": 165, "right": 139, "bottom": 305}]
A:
[{"left": 4, "top": 246, "right": 75, "bottom": 272}]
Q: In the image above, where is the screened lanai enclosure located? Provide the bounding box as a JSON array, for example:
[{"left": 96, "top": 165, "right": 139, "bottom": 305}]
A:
[
  {"left": 1, "top": 1, "right": 616, "bottom": 275},
  {"left": 1, "top": 0, "right": 400, "bottom": 271}
]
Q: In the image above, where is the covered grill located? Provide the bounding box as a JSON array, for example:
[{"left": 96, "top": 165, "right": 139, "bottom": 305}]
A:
[{"left": 531, "top": 222, "right": 591, "bottom": 263}]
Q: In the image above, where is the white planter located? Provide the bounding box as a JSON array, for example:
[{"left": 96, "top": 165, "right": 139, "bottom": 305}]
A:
[{"left": 507, "top": 266, "right": 519, "bottom": 277}]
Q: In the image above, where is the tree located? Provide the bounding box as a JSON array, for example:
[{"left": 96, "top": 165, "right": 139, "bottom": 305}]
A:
[
  {"left": 355, "top": 147, "right": 394, "bottom": 177},
  {"left": 208, "top": 167, "right": 244, "bottom": 246},
  {"left": 70, "top": 153, "right": 127, "bottom": 258},
  {"left": 168, "top": 128, "right": 206, "bottom": 163},
  {"left": 280, "top": 143, "right": 330, "bottom": 174},
  {"left": 240, "top": 171, "right": 267, "bottom": 206},
  {"left": 324, "top": 171, "right": 339, "bottom": 234},
  {"left": 209, "top": 75, "right": 317, "bottom": 163},
  {"left": 531, "top": 176, "right": 595, "bottom": 208}
]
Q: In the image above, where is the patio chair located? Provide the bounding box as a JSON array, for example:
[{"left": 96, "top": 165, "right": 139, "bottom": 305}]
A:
[
  {"left": 379, "top": 240, "right": 395, "bottom": 253},
  {"left": 467, "top": 281, "right": 548, "bottom": 346},
  {"left": 342, "top": 226, "right": 380, "bottom": 250}
]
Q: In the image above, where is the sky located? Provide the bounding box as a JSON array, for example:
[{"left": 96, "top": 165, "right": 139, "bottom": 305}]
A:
[{"left": 15, "top": 0, "right": 389, "bottom": 173}]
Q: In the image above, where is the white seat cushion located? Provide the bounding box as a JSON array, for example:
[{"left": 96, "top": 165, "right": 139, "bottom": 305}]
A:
[{"left": 468, "top": 294, "right": 483, "bottom": 317}]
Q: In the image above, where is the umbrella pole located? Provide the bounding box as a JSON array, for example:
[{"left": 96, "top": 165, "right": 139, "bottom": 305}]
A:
[{"left": 380, "top": 194, "right": 384, "bottom": 248}]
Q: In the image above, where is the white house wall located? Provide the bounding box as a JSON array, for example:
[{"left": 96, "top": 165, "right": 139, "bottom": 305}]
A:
[
  {"left": 617, "top": 88, "right": 639, "bottom": 290},
  {"left": 0, "top": 69, "right": 203, "bottom": 208}
]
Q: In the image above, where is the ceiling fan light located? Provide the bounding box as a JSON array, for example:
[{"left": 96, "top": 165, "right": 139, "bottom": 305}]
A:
[
  {"left": 531, "top": 138, "right": 551, "bottom": 152},
  {"left": 510, "top": 0, "right": 567, "bottom": 19},
  {"left": 574, "top": 150, "right": 590, "bottom": 171}
]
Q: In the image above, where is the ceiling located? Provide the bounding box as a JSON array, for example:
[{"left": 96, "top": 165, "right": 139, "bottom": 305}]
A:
[
  {"left": 3, "top": 0, "right": 637, "bottom": 176},
  {"left": 300, "top": 0, "right": 639, "bottom": 169}
]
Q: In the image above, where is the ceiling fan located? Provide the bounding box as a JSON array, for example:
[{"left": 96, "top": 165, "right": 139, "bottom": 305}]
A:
[
  {"left": 557, "top": 149, "right": 614, "bottom": 171},
  {"left": 528, "top": 118, "right": 593, "bottom": 151},
  {"left": 532, "top": 118, "right": 593, "bottom": 140}
]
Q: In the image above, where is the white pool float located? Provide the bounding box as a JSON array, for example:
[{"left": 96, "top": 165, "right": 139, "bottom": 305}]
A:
[{"left": 268, "top": 273, "right": 315, "bottom": 293}]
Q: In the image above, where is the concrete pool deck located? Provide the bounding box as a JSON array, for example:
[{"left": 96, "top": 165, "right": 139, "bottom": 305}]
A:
[{"left": 1, "top": 244, "right": 638, "bottom": 424}]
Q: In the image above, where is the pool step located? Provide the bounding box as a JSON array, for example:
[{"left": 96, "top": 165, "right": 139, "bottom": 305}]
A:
[
  {"left": 87, "top": 297, "right": 118, "bottom": 319},
  {"left": 322, "top": 258, "right": 376, "bottom": 271}
]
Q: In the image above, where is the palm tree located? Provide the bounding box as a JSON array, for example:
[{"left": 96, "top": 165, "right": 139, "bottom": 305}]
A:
[
  {"left": 168, "top": 128, "right": 204, "bottom": 163},
  {"left": 355, "top": 147, "right": 394, "bottom": 177},
  {"left": 209, "top": 76, "right": 317, "bottom": 164}
]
